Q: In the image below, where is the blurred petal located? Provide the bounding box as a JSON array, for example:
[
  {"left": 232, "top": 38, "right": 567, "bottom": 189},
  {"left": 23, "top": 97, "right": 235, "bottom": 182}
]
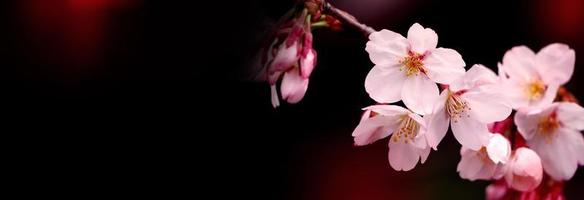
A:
[
  {"left": 449, "top": 64, "right": 498, "bottom": 92},
  {"left": 501, "top": 46, "right": 538, "bottom": 82},
  {"left": 464, "top": 90, "right": 512, "bottom": 123},
  {"left": 457, "top": 148, "right": 484, "bottom": 180},
  {"left": 353, "top": 115, "right": 401, "bottom": 146},
  {"left": 451, "top": 116, "right": 490, "bottom": 150},
  {"left": 487, "top": 134, "right": 511, "bottom": 164},
  {"left": 556, "top": 102, "right": 584, "bottom": 130},
  {"left": 280, "top": 68, "right": 309, "bottom": 104},
  {"left": 300, "top": 49, "right": 317, "bottom": 78},
  {"left": 536, "top": 43, "right": 575, "bottom": 85}
]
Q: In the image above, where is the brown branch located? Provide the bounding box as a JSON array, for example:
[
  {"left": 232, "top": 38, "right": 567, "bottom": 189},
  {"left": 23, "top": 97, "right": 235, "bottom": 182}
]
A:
[{"left": 323, "top": 2, "right": 376, "bottom": 37}]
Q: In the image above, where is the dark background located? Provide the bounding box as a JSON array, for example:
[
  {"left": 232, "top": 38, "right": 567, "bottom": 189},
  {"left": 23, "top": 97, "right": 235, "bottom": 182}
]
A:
[{"left": 2, "top": 0, "right": 583, "bottom": 199}]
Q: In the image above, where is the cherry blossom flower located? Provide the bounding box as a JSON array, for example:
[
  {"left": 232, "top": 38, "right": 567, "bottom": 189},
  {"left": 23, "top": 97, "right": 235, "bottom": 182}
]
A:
[
  {"left": 426, "top": 64, "right": 512, "bottom": 150},
  {"left": 498, "top": 44, "right": 575, "bottom": 109},
  {"left": 458, "top": 133, "right": 511, "bottom": 181},
  {"left": 504, "top": 147, "right": 543, "bottom": 192},
  {"left": 364, "top": 23, "right": 466, "bottom": 115},
  {"left": 514, "top": 102, "right": 584, "bottom": 181},
  {"left": 266, "top": 12, "right": 318, "bottom": 108},
  {"left": 352, "top": 105, "right": 431, "bottom": 171}
]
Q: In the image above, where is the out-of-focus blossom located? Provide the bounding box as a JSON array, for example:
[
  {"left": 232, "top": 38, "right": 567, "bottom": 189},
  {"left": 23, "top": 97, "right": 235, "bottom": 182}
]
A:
[
  {"left": 515, "top": 102, "right": 584, "bottom": 180},
  {"left": 264, "top": 11, "right": 318, "bottom": 108},
  {"left": 458, "top": 133, "right": 511, "bottom": 181},
  {"left": 426, "top": 64, "right": 512, "bottom": 150},
  {"left": 498, "top": 44, "right": 575, "bottom": 109},
  {"left": 364, "top": 23, "right": 466, "bottom": 115},
  {"left": 352, "top": 105, "right": 431, "bottom": 171},
  {"left": 504, "top": 147, "right": 543, "bottom": 192}
]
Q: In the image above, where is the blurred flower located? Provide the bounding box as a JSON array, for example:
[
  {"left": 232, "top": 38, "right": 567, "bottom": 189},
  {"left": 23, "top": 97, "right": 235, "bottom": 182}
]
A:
[
  {"left": 426, "top": 65, "right": 512, "bottom": 150},
  {"left": 352, "top": 105, "right": 431, "bottom": 171},
  {"left": 514, "top": 102, "right": 584, "bottom": 180},
  {"left": 265, "top": 10, "right": 318, "bottom": 108},
  {"left": 498, "top": 44, "right": 575, "bottom": 109},
  {"left": 458, "top": 133, "right": 511, "bottom": 181},
  {"left": 364, "top": 23, "right": 466, "bottom": 115},
  {"left": 504, "top": 147, "right": 543, "bottom": 192}
]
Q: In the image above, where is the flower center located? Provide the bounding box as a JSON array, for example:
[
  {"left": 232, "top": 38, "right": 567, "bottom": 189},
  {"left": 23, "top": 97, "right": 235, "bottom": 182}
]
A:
[
  {"left": 477, "top": 146, "right": 491, "bottom": 163},
  {"left": 391, "top": 115, "right": 420, "bottom": 144},
  {"left": 537, "top": 113, "right": 560, "bottom": 142},
  {"left": 446, "top": 91, "right": 471, "bottom": 122},
  {"left": 524, "top": 79, "right": 546, "bottom": 101},
  {"left": 399, "top": 52, "right": 426, "bottom": 77}
]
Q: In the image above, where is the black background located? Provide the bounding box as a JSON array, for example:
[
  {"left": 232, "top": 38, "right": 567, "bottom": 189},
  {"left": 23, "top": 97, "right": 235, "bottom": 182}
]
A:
[{"left": 2, "top": 0, "right": 583, "bottom": 199}]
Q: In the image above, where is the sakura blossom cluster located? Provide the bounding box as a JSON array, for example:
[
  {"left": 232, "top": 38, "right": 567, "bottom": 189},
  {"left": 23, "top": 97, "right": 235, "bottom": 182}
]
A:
[{"left": 351, "top": 23, "right": 584, "bottom": 196}]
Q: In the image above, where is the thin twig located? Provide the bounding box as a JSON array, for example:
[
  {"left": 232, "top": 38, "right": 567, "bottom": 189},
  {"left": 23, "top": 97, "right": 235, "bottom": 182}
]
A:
[{"left": 323, "top": 2, "right": 376, "bottom": 37}]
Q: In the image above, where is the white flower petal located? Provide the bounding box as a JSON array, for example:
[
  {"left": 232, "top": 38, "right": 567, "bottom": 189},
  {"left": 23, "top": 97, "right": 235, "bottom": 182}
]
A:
[
  {"left": 529, "top": 127, "right": 578, "bottom": 180},
  {"left": 486, "top": 134, "right": 511, "bottom": 164},
  {"left": 463, "top": 90, "right": 512, "bottom": 123},
  {"left": 536, "top": 43, "right": 575, "bottom": 85},
  {"left": 352, "top": 115, "right": 401, "bottom": 146},
  {"left": 500, "top": 46, "right": 538, "bottom": 82},
  {"left": 557, "top": 102, "right": 584, "bottom": 131},
  {"left": 365, "top": 66, "right": 407, "bottom": 103},
  {"left": 388, "top": 141, "right": 421, "bottom": 171},
  {"left": 457, "top": 148, "right": 485, "bottom": 181},
  {"left": 423, "top": 48, "right": 466, "bottom": 84},
  {"left": 401, "top": 75, "right": 439, "bottom": 115},
  {"left": 425, "top": 91, "right": 450, "bottom": 150},
  {"left": 451, "top": 116, "right": 490, "bottom": 150},
  {"left": 407, "top": 23, "right": 438, "bottom": 54},
  {"left": 449, "top": 64, "right": 498, "bottom": 92},
  {"left": 366, "top": 29, "right": 409, "bottom": 66}
]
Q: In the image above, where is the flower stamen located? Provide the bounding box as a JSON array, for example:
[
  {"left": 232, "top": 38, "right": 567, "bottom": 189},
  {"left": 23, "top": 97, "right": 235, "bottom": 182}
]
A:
[
  {"left": 525, "top": 79, "right": 546, "bottom": 101},
  {"left": 399, "top": 52, "right": 426, "bottom": 77},
  {"left": 391, "top": 115, "right": 420, "bottom": 143},
  {"left": 537, "top": 112, "right": 560, "bottom": 143},
  {"left": 446, "top": 91, "right": 471, "bottom": 122}
]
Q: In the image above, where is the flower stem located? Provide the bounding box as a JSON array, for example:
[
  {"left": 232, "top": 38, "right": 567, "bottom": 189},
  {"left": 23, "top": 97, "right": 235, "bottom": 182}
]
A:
[{"left": 323, "top": 2, "right": 376, "bottom": 37}]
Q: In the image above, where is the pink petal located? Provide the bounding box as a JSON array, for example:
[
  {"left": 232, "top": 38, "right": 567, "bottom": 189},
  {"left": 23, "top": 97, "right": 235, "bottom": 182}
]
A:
[
  {"left": 505, "top": 147, "right": 543, "bottom": 192},
  {"left": 463, "top": 90, "right": 512, "bottom": 123},
  {"left": 418, "top": 144, "right": 432, "bottom": 164},
  {"left": 564, "top": 127, "right": 584, "bottom": 165},
  {"left": 535, "top": 43, "right": 575, "bottom": 85},
  {"left": 401, "top": 75, "right": 439, "bottom": 115},
  {"left": 556, "top": 102, "right": 584, "bottom": 130},
  {"left": 425, "top": 91, "right": 450, "bottom": 150},
  {"left": 514, "top": 106, "right": 553, "bottom": 140},
  {"left": 363, "top": 104, "right": 410, "bottom": 117},
  {"left": 406, "top": 23, "right": 438, "bottom": 54},
  {"left": 530, "top": 83, "right": 559, "bottom": 108},
  {"left": 423, "top": 48, "right": 466, "bottom": 84},
  {"left": 388, "top": 141, "right": 420, "bottom": 171},
  {"left": 270, "top": 84, "right": 280, "bottom": 108},
  {"left": 365, "top": 66, "right": 407, "bottom": 103},
  {"left": 500, "top": 46, "right": 538, "bottom": 82},
  {"left": 280, "top": 68, "right": 309, "bottom": 104},
  {"left": 498, "top": 78, "right": 530, "bottom": 109},
  {"left": 486, "top": 134, "right": 511, "bottom": 164},
  {"left": 352, "top": 115, "right": 401, "bottom": 146},
  {"left": 457, "top": 147, "right": 485, "bottom": 180},
  {"left": 528, "top": 127, "right": 577, "bottom": 180},
  {"left": 451, "top": 115, "right": 490, "bottom": 150},
  {"left": 449, "top": 64, "right": 498, "bottom": 92},
  {"left": 270, "top": 42, "right": 299, "bottom": 72},
  {"left": 300, "top": 49, "right": 317, "bottom": 78},
  {"left": 366, "top": 29, "right": 409, "bottom": 66}
]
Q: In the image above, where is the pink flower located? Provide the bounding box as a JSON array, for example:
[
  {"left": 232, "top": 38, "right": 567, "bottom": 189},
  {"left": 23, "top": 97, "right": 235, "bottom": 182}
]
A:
[
  {"left": 266, "top": 14, "right": 318, "bottom": 108},
  {"left": 498, "top": 44, "right": 575, "bottom": 109},
  {"left": 504, "top": 147, "right": 543, "bottom": 192},
  {"left": 426, "top": 65, "right": 512, "bottom": 150},
  {"left": 514, "top": 102, "right": 584, "bottom": 180},
  {"left": 364, "top": 23, "right": 466, "bottom": 115},
  {"left": 352, "top": 105, "right": 431, "bottom": 171},
  {"left": 457, "top": 133, "right": 511, "bottom": 181}
]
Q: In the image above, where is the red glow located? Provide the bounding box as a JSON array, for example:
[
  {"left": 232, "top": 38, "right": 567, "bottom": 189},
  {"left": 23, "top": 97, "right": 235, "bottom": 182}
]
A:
[
  {"left": 535, "top": 0, "right": 584, "bottom": 40},
  {"left": 20, "top": 0, "right": 136, "bottom": 76}
]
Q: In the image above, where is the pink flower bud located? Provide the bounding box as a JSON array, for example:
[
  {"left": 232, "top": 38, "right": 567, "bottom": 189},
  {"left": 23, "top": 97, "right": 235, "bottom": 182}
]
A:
[
  {"left": 280, "top": 67, "right": 309, "bottom": 104},
  {"left": 504, "top": 147, "right": 543, "bottom": 192}
]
